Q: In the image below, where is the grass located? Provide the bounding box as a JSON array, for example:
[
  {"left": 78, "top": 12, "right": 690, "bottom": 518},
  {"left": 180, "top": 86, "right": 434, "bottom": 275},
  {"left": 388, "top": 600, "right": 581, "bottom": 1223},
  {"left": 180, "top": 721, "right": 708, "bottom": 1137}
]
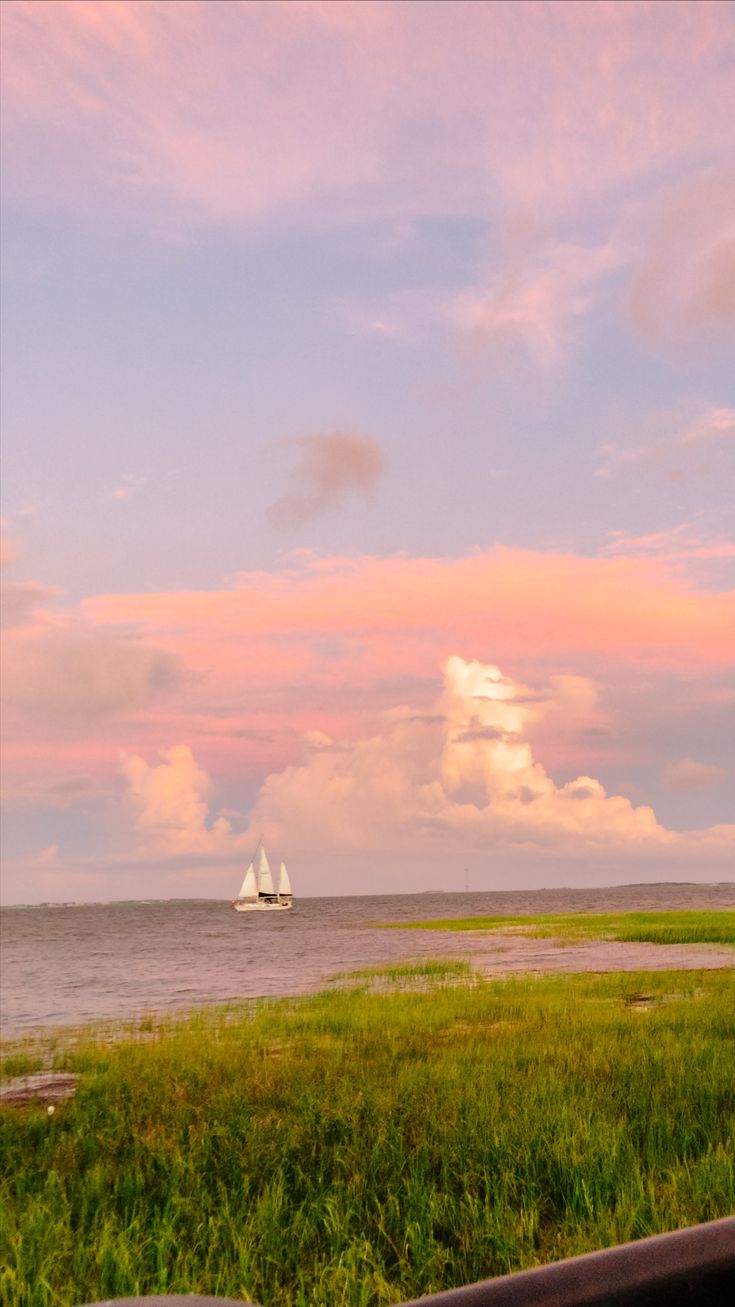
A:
[
  {"left": 330, "top": 959, "right": 474, "bottom": 991},
  {"left": 383, "top": 910, "right": 735, "bottom": 946},
  {"left": 0, "top": 1055, "right": 44, "bottom": 1079},
  {"left": 1, "top": 966, "right": 734, "bottom": 1307}
]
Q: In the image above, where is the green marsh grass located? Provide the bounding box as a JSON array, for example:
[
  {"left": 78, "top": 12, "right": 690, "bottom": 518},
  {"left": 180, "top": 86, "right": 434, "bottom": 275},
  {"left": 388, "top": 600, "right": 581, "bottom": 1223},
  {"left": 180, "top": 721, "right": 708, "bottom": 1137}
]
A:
[
  {"left": 1, "top": 967, "right": 734, "bottom": 1307},
  {"left": 0, "top": 1054, "right": 44, "bottom": 1079},
  {"left": 330, "top": 958, "right": 474, "bottom": 991},
  {"left": 386, "top": 909, "right": 735, "bottom": 946}
]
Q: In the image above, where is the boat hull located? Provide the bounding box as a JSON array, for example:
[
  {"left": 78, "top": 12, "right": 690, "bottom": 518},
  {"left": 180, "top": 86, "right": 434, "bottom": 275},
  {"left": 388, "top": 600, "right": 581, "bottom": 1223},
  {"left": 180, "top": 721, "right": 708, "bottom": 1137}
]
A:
[{"left": 232, "top": 899, "right": 292, "bottom": 912}]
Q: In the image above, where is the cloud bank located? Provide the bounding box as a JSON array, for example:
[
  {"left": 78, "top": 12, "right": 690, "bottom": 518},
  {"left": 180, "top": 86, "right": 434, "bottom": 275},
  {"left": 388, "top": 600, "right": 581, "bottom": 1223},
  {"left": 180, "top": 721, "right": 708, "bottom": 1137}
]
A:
[
  {"left": 3, "top": 548, "right": 732, "bottom": 898},
  {"left": 249, "top": 656, "right": 673, "bottom": 856},
  {"left": 117, "top": 658, "right": 733, "bottom": 881},
  {"left": 4, "top": 2, "right": 733, "bottom": 231}
]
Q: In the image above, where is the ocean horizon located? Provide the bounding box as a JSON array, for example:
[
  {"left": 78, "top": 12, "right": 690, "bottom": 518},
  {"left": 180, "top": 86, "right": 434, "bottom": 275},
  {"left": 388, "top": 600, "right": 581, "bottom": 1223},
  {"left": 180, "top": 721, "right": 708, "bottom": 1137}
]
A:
[{"left": 2, "top": 882, "right": 733, "bottom": 1036}]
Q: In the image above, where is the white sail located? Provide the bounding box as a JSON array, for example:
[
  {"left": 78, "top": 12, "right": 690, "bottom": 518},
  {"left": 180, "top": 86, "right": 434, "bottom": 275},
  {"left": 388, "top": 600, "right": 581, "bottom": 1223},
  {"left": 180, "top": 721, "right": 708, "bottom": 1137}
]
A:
[
  {"left": 278, "top": 862, "right": 292, "bottom": 897},
  {"left": 255, "top": 843, "right": 275, "bottom": 896},
  {"left": 237, "top": 863, "right": 257, "bottom": 900},
  {"left": 232, "top": 842, "right": 293, "bottom": 912}
]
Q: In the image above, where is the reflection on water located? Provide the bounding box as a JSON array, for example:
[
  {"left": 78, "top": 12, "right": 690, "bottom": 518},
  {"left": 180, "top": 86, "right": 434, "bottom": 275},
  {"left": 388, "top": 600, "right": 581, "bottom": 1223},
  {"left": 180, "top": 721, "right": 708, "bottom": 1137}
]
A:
[{"left": 2, "top": 883, "right": 733, "bottom": 1033}]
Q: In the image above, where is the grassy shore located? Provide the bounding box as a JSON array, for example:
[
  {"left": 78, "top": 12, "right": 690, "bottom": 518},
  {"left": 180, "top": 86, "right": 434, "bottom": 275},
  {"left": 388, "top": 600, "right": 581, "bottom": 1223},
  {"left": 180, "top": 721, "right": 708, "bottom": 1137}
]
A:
[
  {"left": 2, "top": 964, "right": 734, "bottom": 1307},
  {"left": 383, "top": 909, "right": 735, "bottom": 946}
]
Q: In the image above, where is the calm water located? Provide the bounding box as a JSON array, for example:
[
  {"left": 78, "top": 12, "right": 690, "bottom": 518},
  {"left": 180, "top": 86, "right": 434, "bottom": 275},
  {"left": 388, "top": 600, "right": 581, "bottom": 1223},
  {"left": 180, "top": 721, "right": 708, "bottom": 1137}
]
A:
[{"left": 2, "top": 883, "right": 734, "bottom": 1035}]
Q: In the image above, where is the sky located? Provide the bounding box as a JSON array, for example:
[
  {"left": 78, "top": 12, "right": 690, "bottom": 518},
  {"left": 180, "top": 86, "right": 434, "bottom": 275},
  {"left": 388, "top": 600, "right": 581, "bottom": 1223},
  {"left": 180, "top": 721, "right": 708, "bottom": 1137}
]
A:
[{"left": 1, "top": 0, "right": 734, "bottom": 904}]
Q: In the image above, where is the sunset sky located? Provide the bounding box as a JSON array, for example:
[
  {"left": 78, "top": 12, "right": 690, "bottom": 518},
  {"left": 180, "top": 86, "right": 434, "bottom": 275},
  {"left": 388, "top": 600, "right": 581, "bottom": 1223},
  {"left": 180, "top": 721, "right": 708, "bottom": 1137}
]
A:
[{"left": 1, "top": 0, "right": 733, "bottom": 904}]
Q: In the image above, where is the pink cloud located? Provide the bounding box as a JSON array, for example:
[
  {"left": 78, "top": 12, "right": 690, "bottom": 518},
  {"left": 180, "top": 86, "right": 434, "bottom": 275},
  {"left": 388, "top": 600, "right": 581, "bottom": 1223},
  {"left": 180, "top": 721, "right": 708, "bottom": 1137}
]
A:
[
  {"left": 2, "top": 626, "right": 178, "bottom": 718},
  {"left": 686, "top": 238, "right": 735, "bottom": 326},
  {"left": 109, "top": 658, "right": 733, "bottom": 879},
  {"left": 247, "top": 656, "right": 732, "bottom": 863},
  {"left": 0, "top": 577, "right": 183, "bottom": 819},
  {"left": 85, "top": 547, "right": 735, "bottom": 685},
  {"left": 268, "top": 433, "right": 384, "bottom": 530},
  {"left": 662, "top": 758, "right": 727, "bottom": 794},
  {"left": 678, "top": 408, "right": 735, "bottom": 447},
  {"left": 604, "top": 525, "right": 735, "bottom": 566},
  {"left": 120, "top": 744, "right": 246, "bottom": 856},
  {"left": 0, "top": 581, "right": 62, "bottom": 630},
  {"left": 628, "top": 172, "right": 735, "bottom": 345},
  {"left": 454, "top": 239, "right": 624, "bottom": 372},
  {"left": 4, "top": 547, "right": 733, "bottom": 846},
  {"left": 0, "top": 535, "right": 17, "bottom": 567},
  {"left": 3, "top": 2, "right": 733, "bottom": 231},
  {"left": 5, "top": 0, "right": 732, "bottom": 383},
  {"left": 76, "top": 545, "right": 735, "bottom": 792},
  {"left": 1, "top": 739, "right": 131, "bottom": 812},
  {"left": 596, "top": 404, "right": 735, "bottom": 482}
]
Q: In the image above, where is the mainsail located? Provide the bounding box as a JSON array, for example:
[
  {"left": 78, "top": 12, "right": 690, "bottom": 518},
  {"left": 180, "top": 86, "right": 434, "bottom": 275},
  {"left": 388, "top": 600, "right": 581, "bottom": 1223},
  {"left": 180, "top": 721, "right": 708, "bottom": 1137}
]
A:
[{"left": 255, "top": 843, "right": 275, "bottom": 896}]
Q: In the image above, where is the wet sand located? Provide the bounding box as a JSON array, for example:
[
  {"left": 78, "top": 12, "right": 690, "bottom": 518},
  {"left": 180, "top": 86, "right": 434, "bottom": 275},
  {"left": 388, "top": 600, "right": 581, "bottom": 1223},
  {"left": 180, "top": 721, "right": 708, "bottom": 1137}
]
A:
[
  {"left": 0, "top": 1072, "right": 78, "bottom": 1107},
  {"left": 465, "top": 935, "right": 735, "bottom": 977}
]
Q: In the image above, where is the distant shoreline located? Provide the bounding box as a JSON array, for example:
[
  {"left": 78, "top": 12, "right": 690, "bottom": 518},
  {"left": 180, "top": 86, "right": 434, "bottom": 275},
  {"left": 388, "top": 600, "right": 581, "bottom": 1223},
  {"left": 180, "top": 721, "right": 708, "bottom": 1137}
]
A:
[{"left": 2, "top": 879, "right": 734, "bottom": 910}]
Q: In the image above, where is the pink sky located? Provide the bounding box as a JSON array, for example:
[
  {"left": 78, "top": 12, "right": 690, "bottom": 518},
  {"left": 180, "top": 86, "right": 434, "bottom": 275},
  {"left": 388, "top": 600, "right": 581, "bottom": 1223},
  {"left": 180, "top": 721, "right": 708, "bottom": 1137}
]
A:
[{"left": 1, "top": 1, "right": 733, "bottom": 901}]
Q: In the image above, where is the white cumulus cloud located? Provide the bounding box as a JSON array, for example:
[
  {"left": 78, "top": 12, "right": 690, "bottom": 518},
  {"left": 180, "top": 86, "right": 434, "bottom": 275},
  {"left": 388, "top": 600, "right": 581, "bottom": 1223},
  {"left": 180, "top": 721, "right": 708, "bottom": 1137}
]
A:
[
  {"left": 250, "top": 656, "right": 673, "bottom": 855},
  {"left": 120, "top": 745, "right": 243, "bottom": 856}
]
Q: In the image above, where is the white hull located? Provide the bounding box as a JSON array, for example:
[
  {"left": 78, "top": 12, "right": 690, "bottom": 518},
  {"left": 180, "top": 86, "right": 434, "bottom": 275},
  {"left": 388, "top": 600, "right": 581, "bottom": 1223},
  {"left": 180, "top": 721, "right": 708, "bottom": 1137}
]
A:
[{"left": 233, "top": 899, "right": 293, "bottom": 912}]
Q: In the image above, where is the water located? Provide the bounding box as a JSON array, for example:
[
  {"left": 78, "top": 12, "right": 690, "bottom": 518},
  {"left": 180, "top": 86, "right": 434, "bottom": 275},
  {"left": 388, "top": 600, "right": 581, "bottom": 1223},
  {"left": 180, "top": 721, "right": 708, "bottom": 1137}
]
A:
[{"left": 2, "top": 883, "right": 733, "bottom": 1035}]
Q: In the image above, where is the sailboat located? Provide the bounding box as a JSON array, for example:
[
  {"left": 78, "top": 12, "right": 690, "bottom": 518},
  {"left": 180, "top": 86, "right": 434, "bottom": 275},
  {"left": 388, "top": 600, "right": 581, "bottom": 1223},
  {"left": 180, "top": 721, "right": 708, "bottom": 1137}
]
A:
[{"left": 232, "top": 841, "right": 293, "bottom": 912}]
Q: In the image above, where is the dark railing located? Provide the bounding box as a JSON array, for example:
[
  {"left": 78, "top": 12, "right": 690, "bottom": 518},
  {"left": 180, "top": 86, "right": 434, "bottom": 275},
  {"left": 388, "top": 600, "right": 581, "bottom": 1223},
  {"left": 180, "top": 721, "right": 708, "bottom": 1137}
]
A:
[{"left": 81, "top": 1214, "right": 735, "bottom": 1307}]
